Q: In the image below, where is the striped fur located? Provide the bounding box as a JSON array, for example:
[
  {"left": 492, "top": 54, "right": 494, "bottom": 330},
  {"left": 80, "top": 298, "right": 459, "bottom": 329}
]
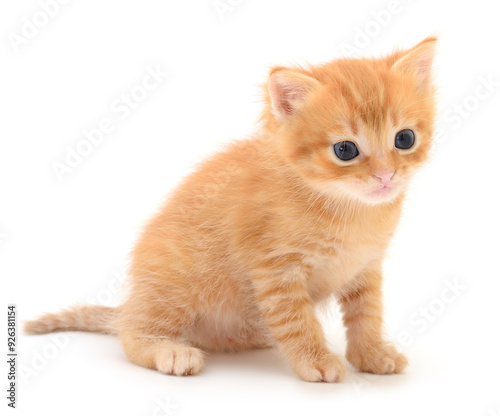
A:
[
  {"left": 25, "top": 38, "right": 436, "bottom": 382},
  {"left": 25, "top": 305, "right": 116, "bottom": 335}
]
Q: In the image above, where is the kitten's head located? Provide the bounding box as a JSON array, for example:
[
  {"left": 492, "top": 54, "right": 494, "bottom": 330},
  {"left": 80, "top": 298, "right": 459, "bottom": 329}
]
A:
[{"left": 264, "top": 37, "right": 437, "bottom": 205}]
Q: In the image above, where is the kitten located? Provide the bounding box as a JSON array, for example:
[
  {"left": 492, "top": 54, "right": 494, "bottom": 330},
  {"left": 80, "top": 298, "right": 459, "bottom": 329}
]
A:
[{"left": 25, "top": 37, "right": 437, "bottom": 382}]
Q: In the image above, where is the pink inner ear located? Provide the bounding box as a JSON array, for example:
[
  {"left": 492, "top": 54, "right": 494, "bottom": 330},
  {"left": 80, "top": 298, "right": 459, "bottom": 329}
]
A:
[
  {"left": 281, "top": 98, "right": 294, "bottom": 115},
  {"left": 414, "top": 52, "right": 434, "bottom": 87},
  {"left": 392, "top": 40, "right": 436, "bottom": 90},
  {"left": 279, "top": 85, "right": 305, "bottom": 115},
  {"left": 268, "top": 70, "right": 321, "bottom": 122}
]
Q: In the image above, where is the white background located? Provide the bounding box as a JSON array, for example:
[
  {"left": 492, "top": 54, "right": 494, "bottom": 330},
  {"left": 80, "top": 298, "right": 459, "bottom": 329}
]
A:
[{"left": 1, "top": 1, "right": 500, "bottom": 415}]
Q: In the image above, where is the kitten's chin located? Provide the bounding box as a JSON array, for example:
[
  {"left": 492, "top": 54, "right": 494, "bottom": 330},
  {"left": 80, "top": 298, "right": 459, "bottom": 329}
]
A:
[
  {"left": 326, "top": 182, "right": 404, "bottom": 206},
  {"left": 358, "top": 185, "right": 402, "bottom": 205}
]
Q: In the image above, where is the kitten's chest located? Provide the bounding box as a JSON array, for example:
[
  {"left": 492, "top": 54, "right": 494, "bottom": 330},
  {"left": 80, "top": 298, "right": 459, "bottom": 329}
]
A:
[
  {"left": 291, "top": 199, "right": 402, "bottom": 302},
  {"left": 303, "top": 243, "right": 377, "bottom": 302},
  {"left": 299, "top": 220, "right": 394, "bottom": 302}
]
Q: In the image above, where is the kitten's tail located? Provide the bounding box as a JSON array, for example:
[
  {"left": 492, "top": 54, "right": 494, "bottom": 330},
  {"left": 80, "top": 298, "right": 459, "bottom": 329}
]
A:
[{"left": 24, "top": 305, "right": 117, "bottom": 335}]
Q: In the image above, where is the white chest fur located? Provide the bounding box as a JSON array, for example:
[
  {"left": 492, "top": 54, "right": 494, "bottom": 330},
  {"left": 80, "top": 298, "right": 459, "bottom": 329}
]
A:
[{"left": 304, "top": 240, "right": 382, "bottom": 303}]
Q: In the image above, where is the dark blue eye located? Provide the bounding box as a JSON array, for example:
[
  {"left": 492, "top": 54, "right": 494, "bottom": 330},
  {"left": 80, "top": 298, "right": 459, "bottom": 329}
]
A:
[
  {"left": 333, "top": 141, "right": 359, "bottom": 161},
  {"left": 395, "top": 129, "right": 415, "bottom": 149}
]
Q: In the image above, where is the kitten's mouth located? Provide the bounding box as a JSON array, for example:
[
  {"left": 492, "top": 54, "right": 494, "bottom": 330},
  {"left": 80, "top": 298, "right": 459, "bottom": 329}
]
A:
[{"left": 368, "top": 184, "right": 394, "bottom": 198}]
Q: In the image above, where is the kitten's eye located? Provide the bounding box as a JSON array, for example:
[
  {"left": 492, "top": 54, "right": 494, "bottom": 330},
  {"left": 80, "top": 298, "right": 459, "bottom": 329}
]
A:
[
  {"left": 395, "top": 129, "right": 415, "bottom": 150},
  {"left": 333, "top": 141, "right": 359, "bottom": 161}
]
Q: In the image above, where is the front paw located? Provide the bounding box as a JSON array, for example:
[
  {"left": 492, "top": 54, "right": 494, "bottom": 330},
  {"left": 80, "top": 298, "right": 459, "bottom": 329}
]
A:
[
  {"left": 347, "top": 344, "right": 408, "bottom": 375},
  {"left": 292, "top": 353, "right": 346, "bottom": 383}
]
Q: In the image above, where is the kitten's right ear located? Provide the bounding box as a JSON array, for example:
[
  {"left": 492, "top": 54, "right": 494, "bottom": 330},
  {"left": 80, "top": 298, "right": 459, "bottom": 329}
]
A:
[
  {"left": 268, "top": 68, "right": 321, "bottom": 122},
  {"left": 391, "top": 37, "right": 437, "bottom": 91}
]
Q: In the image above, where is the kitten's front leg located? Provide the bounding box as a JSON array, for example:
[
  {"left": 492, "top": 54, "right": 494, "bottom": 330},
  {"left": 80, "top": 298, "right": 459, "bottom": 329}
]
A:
[
  {"left": 252, "top": 260, "right": 345, "bottom": 383},
  {"left": 340, "top": 266, "right": 408, "bottom": 374}
]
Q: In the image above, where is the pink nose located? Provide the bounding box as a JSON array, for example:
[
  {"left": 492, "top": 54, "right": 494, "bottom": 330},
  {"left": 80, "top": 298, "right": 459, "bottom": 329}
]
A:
[{"left": 372, "top": 170, "right": 395, "bottom": 186}]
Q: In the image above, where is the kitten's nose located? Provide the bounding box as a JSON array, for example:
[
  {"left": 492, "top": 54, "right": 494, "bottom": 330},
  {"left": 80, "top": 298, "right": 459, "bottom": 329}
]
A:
[{"left": 372, "top": 170, "right": 395, "bottom": 186}]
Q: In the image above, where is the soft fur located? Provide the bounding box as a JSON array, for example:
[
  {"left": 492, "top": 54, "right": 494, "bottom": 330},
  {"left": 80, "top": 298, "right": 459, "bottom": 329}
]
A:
[{"left": 25, "top": 38, "right": 437, "bottom": 382}]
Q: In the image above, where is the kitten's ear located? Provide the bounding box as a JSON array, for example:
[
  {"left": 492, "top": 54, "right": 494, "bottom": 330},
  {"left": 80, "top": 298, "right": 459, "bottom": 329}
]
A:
[
  {"left": 391, "top": 37, "right": 437, "bottom": 91},
  {"left": 268, "top": 68, "right": 321, "bottom": 122}
]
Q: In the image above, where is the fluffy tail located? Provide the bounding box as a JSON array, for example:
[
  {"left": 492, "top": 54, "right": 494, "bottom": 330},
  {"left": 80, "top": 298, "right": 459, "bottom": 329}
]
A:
[{"left": 24, "top": 305, "right": 117, "bottom": 335}]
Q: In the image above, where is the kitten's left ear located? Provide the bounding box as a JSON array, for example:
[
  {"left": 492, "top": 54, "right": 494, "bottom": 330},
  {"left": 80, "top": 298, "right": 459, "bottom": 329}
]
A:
[
  {"left": 268, "top": 68, "right": 321, "bottom": 122},
  {"left": 391, "top": 37, "right": 437, "bottom": 91}
]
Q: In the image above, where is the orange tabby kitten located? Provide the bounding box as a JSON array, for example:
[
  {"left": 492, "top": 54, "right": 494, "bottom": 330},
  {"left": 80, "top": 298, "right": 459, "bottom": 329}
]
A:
[{"left": 26, "top": 37, "right": 437, "bottom": 382}]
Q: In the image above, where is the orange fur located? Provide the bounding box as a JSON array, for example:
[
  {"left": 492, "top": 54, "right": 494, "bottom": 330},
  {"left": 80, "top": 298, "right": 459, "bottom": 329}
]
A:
[{"left": 25, "top": 38, "right": 437, "bottom": 382}]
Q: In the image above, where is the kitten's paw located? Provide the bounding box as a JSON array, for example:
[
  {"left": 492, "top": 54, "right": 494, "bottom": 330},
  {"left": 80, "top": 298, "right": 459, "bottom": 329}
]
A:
[
  {"left": 155, "top": 346, "right": 204, "bottom": 376},
  {"left": 293, "top": 353, "right": 345, "bottom": 383},
  {"left": 347, "top": 344, "right": 408, "bottom": 375}
]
